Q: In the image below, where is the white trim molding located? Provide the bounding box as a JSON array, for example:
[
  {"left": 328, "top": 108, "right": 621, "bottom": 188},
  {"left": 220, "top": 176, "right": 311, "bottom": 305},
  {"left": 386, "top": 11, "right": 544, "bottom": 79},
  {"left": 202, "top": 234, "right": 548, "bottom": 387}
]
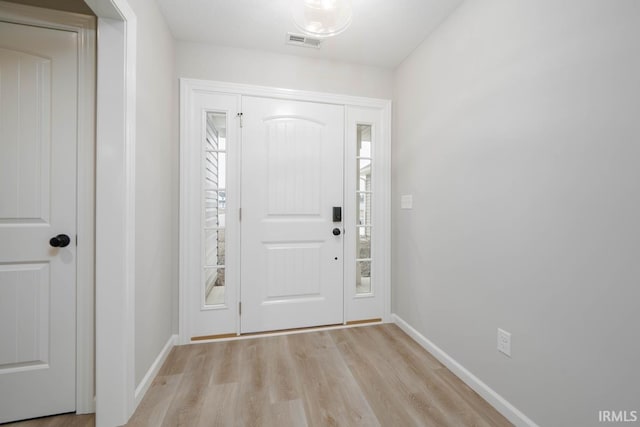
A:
[
  {"left": 134, "top": 335, "right": 177, "bottom": 409},
  {"left": 392, "top": 314, "right": 539, "bottom": 427},
  {"left": 181, "top": 78, "right": 390, "bottom": 110},
  {"left": 84, "top": 0, "right": 137, "bottom": 425},
  {"left": 0, "top": 0, "right": 97, "bottom": 415},
  {"left": 179, "top": 80, "right": 191, "bottom": 344}
]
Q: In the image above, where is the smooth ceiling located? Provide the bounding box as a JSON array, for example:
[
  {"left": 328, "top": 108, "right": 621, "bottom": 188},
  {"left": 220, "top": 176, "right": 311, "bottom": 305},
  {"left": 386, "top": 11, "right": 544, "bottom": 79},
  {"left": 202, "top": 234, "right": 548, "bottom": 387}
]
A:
[{"left": 156, "top": 0, "right": 464, "bottom": 68}]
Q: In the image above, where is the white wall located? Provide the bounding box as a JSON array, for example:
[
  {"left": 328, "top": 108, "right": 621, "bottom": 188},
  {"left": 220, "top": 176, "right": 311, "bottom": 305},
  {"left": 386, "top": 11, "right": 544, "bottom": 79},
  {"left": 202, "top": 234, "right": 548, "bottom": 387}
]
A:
[
  {"left": 177, "top": 42, "right": 393, "bottom": 99},
  {"left": 392, "top": 1, "right": 640, "bottom": 426},
  {"left": 127, "top": 0, "right": 178, "bottom": 386}
]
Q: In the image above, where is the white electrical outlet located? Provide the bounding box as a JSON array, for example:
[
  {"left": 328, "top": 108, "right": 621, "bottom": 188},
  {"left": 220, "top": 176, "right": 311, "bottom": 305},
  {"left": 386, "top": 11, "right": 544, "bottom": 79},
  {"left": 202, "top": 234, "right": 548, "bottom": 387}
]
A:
[
  {"left": 401, "top": 194, "right": 413, "bottom": 209},
  {"left": 497, "top": 328, "right": 511, "bottom": 357}
]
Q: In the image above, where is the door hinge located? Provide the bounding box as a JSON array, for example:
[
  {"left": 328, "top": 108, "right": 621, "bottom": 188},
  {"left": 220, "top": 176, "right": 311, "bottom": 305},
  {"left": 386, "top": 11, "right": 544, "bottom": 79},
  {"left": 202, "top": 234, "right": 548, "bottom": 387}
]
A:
[
  {"left": 239, "top": 208, "right": 242, "bottom": 221},
  {"left": 239, "top": 302, "right": 242, "bottom": 316},
  {"left": 237, "top": 112, "right": 243, "bottom": 128}
]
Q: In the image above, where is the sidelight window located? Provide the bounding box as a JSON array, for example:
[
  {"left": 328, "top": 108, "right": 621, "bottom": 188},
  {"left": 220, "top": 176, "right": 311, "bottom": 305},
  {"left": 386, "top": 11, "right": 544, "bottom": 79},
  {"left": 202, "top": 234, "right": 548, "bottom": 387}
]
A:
[
  {"left": 203, "top": 112, "right": 227, "bottom": 306},
  {"left": 356, "top": 124, "right": 372, "bottom": 294}
]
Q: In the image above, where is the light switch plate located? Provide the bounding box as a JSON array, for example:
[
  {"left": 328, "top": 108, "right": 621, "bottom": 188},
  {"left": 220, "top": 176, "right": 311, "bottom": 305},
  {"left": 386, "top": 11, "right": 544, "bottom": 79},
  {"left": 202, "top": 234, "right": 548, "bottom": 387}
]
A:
[
  {"left": 497, "top": 328, "right": 511, "bottom": 357},
  {"left": 401, "top": 195, "right": 413, "bottom": 209}
]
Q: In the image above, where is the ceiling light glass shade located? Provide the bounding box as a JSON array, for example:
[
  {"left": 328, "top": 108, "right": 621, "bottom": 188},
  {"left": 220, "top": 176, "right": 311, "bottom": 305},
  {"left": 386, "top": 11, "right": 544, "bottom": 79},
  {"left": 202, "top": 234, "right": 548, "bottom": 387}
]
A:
[{"left": 292, "top": 0, "right": 353, "bottom": 38}]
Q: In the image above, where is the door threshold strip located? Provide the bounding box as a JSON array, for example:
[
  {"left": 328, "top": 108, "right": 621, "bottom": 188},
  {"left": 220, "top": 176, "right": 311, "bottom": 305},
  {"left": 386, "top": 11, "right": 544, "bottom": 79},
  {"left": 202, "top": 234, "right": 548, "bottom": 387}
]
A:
[
  {"left": 190, "top": 319, "right": 384, "bottom": 343},
  {"left": 191, "top": 333, "right": 237, "bottom": 341},
  {"left": 346, "top": 318, "right": 382, "bottom": 326}
]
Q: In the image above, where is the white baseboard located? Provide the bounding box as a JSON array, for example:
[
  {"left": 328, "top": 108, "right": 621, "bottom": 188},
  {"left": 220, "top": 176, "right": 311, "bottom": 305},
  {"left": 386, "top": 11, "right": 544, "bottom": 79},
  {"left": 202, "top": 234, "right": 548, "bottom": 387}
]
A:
[
  {"left": 134, "top": 334, "right": 177, "bottom": 409},
  {"left": 391, "top": 314, "right": 538, "bottom": 427}
]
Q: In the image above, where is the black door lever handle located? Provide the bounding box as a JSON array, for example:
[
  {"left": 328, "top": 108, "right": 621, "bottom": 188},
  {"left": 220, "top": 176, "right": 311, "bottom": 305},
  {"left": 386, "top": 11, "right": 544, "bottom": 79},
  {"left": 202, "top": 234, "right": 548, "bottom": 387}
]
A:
[{"left": 50, "top": 234, "right": 71, "bottom": 248}]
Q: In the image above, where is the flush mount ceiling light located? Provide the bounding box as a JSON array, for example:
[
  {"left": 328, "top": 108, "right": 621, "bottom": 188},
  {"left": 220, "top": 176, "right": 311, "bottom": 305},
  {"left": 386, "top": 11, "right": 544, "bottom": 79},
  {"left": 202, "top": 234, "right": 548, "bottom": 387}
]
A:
[{"left": 292, "top": 0, "right": 353, "bottom": 38}]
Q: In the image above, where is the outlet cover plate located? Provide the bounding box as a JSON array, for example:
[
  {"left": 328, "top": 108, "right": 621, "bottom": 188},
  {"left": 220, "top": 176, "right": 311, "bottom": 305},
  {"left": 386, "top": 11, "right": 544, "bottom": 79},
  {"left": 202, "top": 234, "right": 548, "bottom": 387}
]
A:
[
  {"left": 497, "top": 328, "right": 511, "bottom": 357},
  {"left": 401, "top": 195, "right": 413, "bottom": 209}
]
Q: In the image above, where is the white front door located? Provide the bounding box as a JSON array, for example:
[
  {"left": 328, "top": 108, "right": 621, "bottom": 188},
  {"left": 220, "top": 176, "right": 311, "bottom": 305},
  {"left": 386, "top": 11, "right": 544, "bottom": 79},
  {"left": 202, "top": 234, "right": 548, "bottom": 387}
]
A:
[
  {"left": 0, "top": 21, "right": 78, "bottom": 423},
  {"left": 240, "top": 96, "right": 344, "bottom": 333}
]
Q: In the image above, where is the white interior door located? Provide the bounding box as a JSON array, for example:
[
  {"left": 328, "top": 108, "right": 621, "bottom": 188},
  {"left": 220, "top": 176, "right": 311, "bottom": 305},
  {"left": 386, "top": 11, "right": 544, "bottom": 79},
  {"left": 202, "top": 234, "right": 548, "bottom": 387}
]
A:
[
  {"left": 240, "top": 96, "right": 344, "bottom": 333},
  {"left": 0, "top": 21, "right": 78, "bottom": 423}
]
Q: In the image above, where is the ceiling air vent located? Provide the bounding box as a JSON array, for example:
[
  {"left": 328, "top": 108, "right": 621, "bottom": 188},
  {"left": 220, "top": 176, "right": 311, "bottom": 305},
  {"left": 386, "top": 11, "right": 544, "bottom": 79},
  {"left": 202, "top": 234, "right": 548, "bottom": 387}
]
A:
[{"left": 286, "top": 32, "right": 322, "bottom": 49}]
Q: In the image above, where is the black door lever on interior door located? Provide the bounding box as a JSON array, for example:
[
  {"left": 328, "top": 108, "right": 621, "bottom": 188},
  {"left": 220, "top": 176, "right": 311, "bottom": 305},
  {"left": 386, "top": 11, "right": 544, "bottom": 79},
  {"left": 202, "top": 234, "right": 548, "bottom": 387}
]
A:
[{"left": 50, "top": 234, "right": 71, "bottom": 248}]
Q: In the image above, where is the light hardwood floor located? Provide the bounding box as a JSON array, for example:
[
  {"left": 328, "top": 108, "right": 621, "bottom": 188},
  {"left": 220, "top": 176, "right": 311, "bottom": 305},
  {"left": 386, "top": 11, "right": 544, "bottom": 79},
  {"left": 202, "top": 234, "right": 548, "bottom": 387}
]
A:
[
  {"left": 5, "top": 324, "right": 512, "bottom": 427},
  {"left": 3, "top": 414, "right": 94, "bottom": 427}
]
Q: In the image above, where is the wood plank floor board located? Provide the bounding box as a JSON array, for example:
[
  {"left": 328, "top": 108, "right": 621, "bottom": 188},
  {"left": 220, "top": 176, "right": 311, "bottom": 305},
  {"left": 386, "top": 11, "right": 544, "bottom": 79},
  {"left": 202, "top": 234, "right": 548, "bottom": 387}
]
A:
[
  {"left": 195, "top": 383, "right": 240, "bottom": 427},
  {"left": 157, "top": 344, "right": 195, "bottom": 376},
  {"left": 435, "top": 367, "right": 513, "bottom": 427},
  {"left": 331, "top": 327, "right": 426, "bottom": 426},
  {"left": 267, "top": 399, "right": 308, "bottom": 427},
  {"left": 265, "top": 335, "right": 300, "bottom": 404},
  {"left": 356, "top": 326, "right": 464, "bottom": 424},
  {"left": 6, "top": 325, "right": 513, "bottom": 427},
  {"left": 209, "top": 339, "right": 242, "bottom": 386},
  {"left": 377, "top": 323, "right": 445, "bottom": 371},
  {"left": 353, "top": 325, "right": 500, "bottom": 427},
  {"left": 163, "top": 343, "right": 229, "bottom": 427},
  {"left": 2, "top": 414, "right": 95, "bottom": 427},
  {"left": 236, "top": 338, "right": 273, "bottom": 427},
  {"left": 287, "top": 332, "right": 379, "bottom": 427},
  {"left": 287, "top": 332, "right": 337, "bottom": 427},
  {"left": 332, "top": 327, "right": 444, "bottom": 427},
  {"left": 126, "top": 374, "right": 183, "bottom": 427}
]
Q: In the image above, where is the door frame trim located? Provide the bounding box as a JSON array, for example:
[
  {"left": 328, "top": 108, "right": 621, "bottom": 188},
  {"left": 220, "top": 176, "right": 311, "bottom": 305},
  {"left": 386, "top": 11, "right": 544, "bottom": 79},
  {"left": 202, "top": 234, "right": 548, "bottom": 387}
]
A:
[
  {"left": 179, "top": 78, "right": 392, "bottom": 343},
  {"left": 0, "top": 1, "right": 96, "bottom": 415},
  {"left": 181, "top": 78, "right": 391, "bottom": 109},
  {"left": 85, "top": 1, "right": 138, "bottom": 426}
]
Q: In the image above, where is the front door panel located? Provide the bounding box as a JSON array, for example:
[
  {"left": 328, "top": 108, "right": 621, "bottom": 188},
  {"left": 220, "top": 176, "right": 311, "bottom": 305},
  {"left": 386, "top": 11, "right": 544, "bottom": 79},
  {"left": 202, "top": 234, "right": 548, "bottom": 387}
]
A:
[{"left": 241, "top": 97, "right": 344, "bottom": 333}]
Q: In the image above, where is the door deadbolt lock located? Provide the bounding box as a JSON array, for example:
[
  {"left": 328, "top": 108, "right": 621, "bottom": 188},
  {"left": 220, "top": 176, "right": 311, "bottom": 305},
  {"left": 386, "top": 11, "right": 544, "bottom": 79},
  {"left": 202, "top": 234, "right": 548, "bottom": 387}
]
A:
[{"left": 332, "top": 206, "right": 342, "bottom": 222}]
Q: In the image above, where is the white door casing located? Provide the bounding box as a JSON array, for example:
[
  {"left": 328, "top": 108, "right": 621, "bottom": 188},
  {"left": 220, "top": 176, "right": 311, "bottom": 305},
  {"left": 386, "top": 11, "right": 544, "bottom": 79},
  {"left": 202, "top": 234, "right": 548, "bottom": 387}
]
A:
[
  {"left": 179, "top": 79, "right": 392, "bottom": 343},
  {"left": 0, "top": 21, "right": 78, "bottom": 423},
  {"left": 240, "top": 96, "right": 345, "bottom": 333}
]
